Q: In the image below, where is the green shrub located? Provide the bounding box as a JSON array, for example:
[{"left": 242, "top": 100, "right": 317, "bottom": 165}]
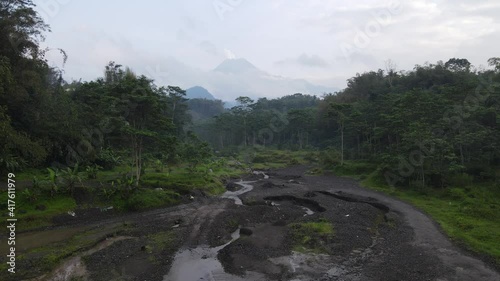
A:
[
  {"left": 85, "top": 164, "right": 102, "bottom": 179},
  {"left": 124, "top": 189, "right": 180, "bottom": 211},
  {"left": 96, "top": 148, "right": 122, "bottom": 170},
  {"left": 447, "top": 188, "right": 468, "bottom": 200},
  {"left": 319, "top": 148, "right": 341, "bottom": 168},
  {"left": 447, "top": 173, "right": 474, "bottom": 187},
  {"left": 289, "top": 218, "right": 334, "bottom": 253}
]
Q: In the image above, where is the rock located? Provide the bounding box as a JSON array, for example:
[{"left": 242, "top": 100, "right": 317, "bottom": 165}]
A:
[
  {"left": 154, "top": 188, "right": 164, "bottom": 191},
  {"left": 262, "top": 182, "right": 276, "bottom": 188},
  {"left": 226, "top": 182, "right": 240, "bottom": 191},
  {"left": 384, "top": 211, "right": 399, "bottom": 224},
  {"left": 304, "top": 191, "right": 316, "bottom": 198},
  {"left": 273, "top": 220, "right": 287, "bottom": 226},
  {"left": 240, "top": 228, "right": 253, "bottom": 236}
]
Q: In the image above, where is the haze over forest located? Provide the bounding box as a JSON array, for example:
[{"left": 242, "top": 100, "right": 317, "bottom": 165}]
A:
[
  {"left": 37, "top": 0, "right": 500, "bottom": 101},
  {"left": 1, "top": 1, "right": 500, "bottom": 281}
]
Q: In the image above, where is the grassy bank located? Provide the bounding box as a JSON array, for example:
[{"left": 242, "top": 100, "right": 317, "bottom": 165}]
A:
[
  {"left": 326, "top": 161, "right": 500, "bottom": 265},
  {"left": 0, "top": 158, "right": 247, "bottom": 232},
  {"left": 238, "top": 148, "right": 319, "bottom": 170},
  {"left": 289, "top": 218, "right": 335, "bottom": 254}
]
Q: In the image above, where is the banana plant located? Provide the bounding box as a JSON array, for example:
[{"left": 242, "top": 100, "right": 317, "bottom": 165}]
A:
[
  {"left": 59, "top": 163, "right": 83, "bottom": 196},
  {"left": 47, "top": 167, "right": 60, "bottom": 197}
]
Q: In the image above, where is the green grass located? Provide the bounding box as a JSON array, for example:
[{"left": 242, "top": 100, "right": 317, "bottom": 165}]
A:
[
  {"left": 239, "top": 148, "right": 319, "bottom": 169},
  {"left": 141, "top": 171, "right": 224, "bottom": 195},
  {"left": 146, "top": 230, "right": 179, "bottom": 264},
  {"left": 119, "top": 189, "right": 181, "bottom": 211},
  {"left": 14, "top": 168, "right": 48, "bottom": 181},
  {"left": 0, "top": 193, "right": 77, "bottom": 231},
  {"left": 320, "top": 160, "right": 377, "bottom": 180},
  {"left": 289, "top": 218, "right": 335, "bottom": 254},
  {"left": 354, "top": 169, "right": 500, "bottom": 265},
  {"left": 0, "top": 222, "right": 128, "bottom": 280},
  {"left": 319, "top": 160, "right": 500, "bottom": 265},
  {"left": 1, "top": 158, "right": 247, "bottom": 231}
]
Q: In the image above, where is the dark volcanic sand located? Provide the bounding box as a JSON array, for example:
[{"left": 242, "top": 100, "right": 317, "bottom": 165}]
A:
[{"left": 8, "top": 166, "right": 500, "bottom": 281}]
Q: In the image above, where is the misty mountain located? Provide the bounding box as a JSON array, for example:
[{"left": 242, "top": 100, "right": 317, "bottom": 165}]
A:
[
  {"left": 207, "top": 59, "right": 339, "bottom": 101},
  {"left": 186, "top": 86, "right": 216, "bottom": 100},
  {"left": 213, "top": 58, "right": 260, "bottom": 74},
  {"left": 143, "top": 57, "right": 338, "bottom": 102}
]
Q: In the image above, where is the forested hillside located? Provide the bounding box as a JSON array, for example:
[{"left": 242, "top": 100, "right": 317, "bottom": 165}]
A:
[
  {"left": 1, "top": 1, "right": 500, "bottom": 279},
  {"left": 195, "top": 61, "right": 500, "bottom": 188},
  {"left": 0, "top": 2, "right": 213, "bottom": 182},
  {"left": 2, "top": 0, "right": 499, "bottom": 190}
]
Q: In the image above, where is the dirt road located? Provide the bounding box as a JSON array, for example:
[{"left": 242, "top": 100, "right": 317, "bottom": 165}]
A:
[{"left": 8, "top": 166, "right": 500, "bottom": 281}]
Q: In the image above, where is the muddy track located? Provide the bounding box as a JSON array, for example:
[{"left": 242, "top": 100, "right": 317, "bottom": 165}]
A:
[{"left": 5, "top": 166, "right": 499, "bottom": 281}]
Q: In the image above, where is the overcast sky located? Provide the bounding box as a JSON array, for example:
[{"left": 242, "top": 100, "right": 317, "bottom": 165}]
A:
[{"left": 35, "top": 0, "right": 500, "bottom": 92}]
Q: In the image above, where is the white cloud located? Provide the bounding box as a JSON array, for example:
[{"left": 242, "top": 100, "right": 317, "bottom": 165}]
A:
[
  {"left": 37, "top": 0, "right": 500, "bottom": 91},
  {"left": 224, "top": 49, "right": 236, "bottom": 59}
]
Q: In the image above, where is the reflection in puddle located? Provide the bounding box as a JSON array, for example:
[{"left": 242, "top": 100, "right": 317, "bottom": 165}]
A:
[
  {"left": 252, "top": 171, "right": 270, "bottom": 179},
  {"left": 31, "top": 236, "right": 133, "bottom": 281},
  {"left": 302, "top": 207, "right": 314, "bottom": 216},
  {"left": 270, "top": 251, "right": 343, "bottom": 281},
  {"left": 221, "top": 181, "right": 255, "bottom": 205},
  {"left": 164, "top": 228, "right": 265, "bottom": 281}
]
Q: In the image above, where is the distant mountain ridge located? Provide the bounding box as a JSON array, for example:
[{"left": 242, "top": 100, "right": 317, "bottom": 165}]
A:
[
  {"left": 186, "top": 86, "right": 216, "bottom": 100},
  {"left": 208, "top": 58, "right": 339, "bottom": 100},
  {"left": 213, "top": 58, "right": 260, "bottom": 74},
  {"left": 160, "top": 57, "right": 339, "bottom": 102}
]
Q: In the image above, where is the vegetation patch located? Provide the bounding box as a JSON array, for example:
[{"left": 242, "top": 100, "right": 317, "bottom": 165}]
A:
[
  {"left": 0, "top": 223, "right": 128, "bottom": 280},
  {"left": 288, "top": 218, "right": 335, "bottom": 254},
  {"left": 146, "top": 231, "right": 178, "bottom": 264},
  {"left": 361, "top": 171, "right": 500, "bottom": 265},
  {"left": 239, "top": 149, "right": 318, "bottom": 170},
  {"left": 0, "top": 193, "right": 77, "bottom": 231},
  {"left": 121, "top": 189, "right": 181, "bottom": 211}
]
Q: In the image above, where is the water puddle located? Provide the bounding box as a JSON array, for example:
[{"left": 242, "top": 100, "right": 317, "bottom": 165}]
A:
[
  {"left": 221, "top": 181, "right": 255, "bottom": 205},
  {"left": 1, "top": 226, "right": 89, "bottom": 254},
  {"left": 271, "top": 201, "right": 314, "bottom": 216},
  {"left": 270, "top": 251, "right": 352, "bottom": 281},
  {"left": 164, "top": 228, "right": 265, "bottom": 281},
  {"left": 301, "top": 207, "right": 314, "bottom": 216},
  {"left": 264, "top": 195, "right": 326, "bottom": 213},
  {"left": 30, "top": 236, "right": 133, "bottom": 281},
  {"left": 252, "top": 171, "right": 270, "bottom": 179}
]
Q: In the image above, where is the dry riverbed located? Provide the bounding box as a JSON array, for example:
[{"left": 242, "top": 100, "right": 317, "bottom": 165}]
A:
[{"left": 1, "top": 166, "right": 499, "bottom": 281}]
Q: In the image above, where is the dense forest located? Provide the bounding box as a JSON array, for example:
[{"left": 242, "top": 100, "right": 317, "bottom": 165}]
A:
[
  {"left": 193, "top": 60, "right": 500, "bottom": 188},
  {"left": 1, "top": 2, "right": 500, "bottom": 278},
  {"left": 2, "top": 1, "right": 500, "bottom": 191}
]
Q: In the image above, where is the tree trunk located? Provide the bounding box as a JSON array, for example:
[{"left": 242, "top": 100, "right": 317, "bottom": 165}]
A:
[
  {"left": 459, "top": 143, "right": 464, "bottom": 166},
  {"left": 243, "top": 118, "right": 247, "bottom": 147},
  {"left": 357, "top": 135, "right": 360, "bottom": 158},
  {"left": 421, "top": 164, "right": 425, "bottom": 188},
  {"left": 171, "top": 101, "right": 177, "bottom": 125},
  {"left": 298, "top": 131, "right": 303, "bottom": 149},
  {"left": 341, "top": 124, "right": 344, "bottom": 166},
  {"left": 220, "top": 133, "right": 224, "bottom": 149}
]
